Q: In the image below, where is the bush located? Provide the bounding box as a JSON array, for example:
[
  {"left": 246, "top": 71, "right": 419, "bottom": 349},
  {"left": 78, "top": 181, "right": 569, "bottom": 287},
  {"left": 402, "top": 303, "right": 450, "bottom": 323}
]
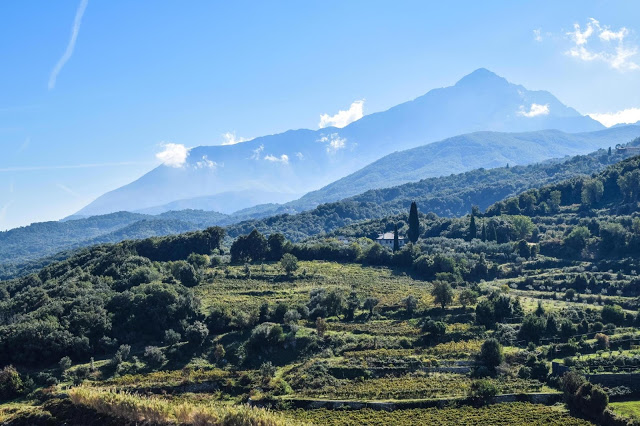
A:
[
  {"left": 0, "top": 366, "right": 23, "bottom": 400},
  {"left": 59, "top": 356, "right": 72, "bottom": 371},
  {"left": 478, "top": 338, "right": 503, "bottom": 369},
  {"left": 248, "top": 323, "right": 284, "bottom": 353},
  {"left": 143, "top": 346, "right": 166, "bottom": 367},
  {"left": 280, "top": 253, "right": 299, "bottom": 275},
  {"left": 601, "top": 304, "right": 625, "bottom": 325},
  {"left": 164, "top": 329, "right": 181, "bottom": 346},
  {"left": 468, "top": 379, "right": 498, "bottom": 402},
  {"left": 186, "top": 321, "right": 209, "bottom": 346},
  {"left": 575, "top": 382, "right": 609, "bottom": 419}
]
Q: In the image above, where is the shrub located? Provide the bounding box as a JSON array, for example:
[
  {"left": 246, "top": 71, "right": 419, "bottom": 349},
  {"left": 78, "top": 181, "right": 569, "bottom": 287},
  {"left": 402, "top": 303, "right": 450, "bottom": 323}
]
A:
[
  {"left": 601, "top": 304, "right": 625, "bottom": 325},
  {"left": 213, "top": 344, "right": 225, "bottom": 363},
  {"left": 575, "top": 382, "right": 609, "bottom": 419},
  {"left": 595, "top": 333, "right": 610, "bottom": 349},
  {"left": 280, "top": 253, "right": 299, "bottom": 275},
  {"left": 0, "top": 366, "right": 23, "bottom": 400},
  {"left": 164, "top": 329, "right": 181, "bottom": 346},
  {"left": 468, "top": 379, "right": 498, "bottom": 402},
  {"left": 248, "top": 323, "right": 284, "bottom": 353},
  {"left": 59, "top": 356, "right": 72, "bottom": 371},
  {"left": 479, "top": 338, "right": 503, "bottom": 369},
  {"left": 185, "top": 321, "right": 209, "bottom": 346},
  {"left": 402, "top": 295, "right": 419, "bottom": 316},
  {"left": 259, "top": 361, "right": 277, "bottom": 381},
  {"left": 144, "top": 346, "right": 166, "bottom": 367}
]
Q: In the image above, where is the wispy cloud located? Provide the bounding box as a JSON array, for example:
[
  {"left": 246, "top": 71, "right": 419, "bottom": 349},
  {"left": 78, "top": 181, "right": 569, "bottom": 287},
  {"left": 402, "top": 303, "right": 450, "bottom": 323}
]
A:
[
  {"left": 317, "top": 133, "right": 348, "bottom": 153},
  {"left": 250, "top": 144, "right": 264, "bottom": 160},
  {"left": 566, "top": 18, "right": 639, "bottom": 72},
  {"left": 0, "top": 161, "right": 151, "bottom": 173},
  {"left": 264, "top": 154, "right": 289, "bottom": 164},
  {"left": 220, "top": 131, "right": 250, "bottom": 145},
  {"left": 56, "top": 183, "right": 81, "bottom": 198},
  {"left": 319, "top": 100, "right": 364, "bottom": 129},
  {"left": 48, "top": 0, "right": 89, "bottom": 89},
  {"left": 156, "top": 143, "right": 189, "bottom": 168},
  {"left": 588, "top": 108, "right": 640, "bottom": 127},
  {"left": 518, "top": 103, "right": 550, "bottom": 118},
  {"left": 195, "top": 155, "right": 217, "bottom": 169},
  {"left": 17, "top": 137, "right": 30, "bottom": 154},
  {"left": 533, "top": 29, "right": 542, "bottom": 42}
]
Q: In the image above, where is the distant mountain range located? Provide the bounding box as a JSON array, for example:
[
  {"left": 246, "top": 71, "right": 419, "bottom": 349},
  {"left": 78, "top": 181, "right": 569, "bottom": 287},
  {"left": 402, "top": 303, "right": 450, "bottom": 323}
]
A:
[{"left": 74, "top": 68, "right": 603, "bottom": 217}]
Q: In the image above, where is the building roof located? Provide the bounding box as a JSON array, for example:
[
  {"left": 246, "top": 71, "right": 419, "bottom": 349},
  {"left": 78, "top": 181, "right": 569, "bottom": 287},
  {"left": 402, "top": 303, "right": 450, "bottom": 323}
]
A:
[{"left": 376, "top": 232, "right": 403, "bottom": 240}]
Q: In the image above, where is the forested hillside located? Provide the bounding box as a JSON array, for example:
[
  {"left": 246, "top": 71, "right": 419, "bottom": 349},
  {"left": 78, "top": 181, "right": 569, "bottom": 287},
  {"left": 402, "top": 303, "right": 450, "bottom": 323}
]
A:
[
  {"left": 224, "top": 141, "right": 639, "bottom": 240},
  {"left": 0, "top": 210, "right": 228, "bottom": 280}
]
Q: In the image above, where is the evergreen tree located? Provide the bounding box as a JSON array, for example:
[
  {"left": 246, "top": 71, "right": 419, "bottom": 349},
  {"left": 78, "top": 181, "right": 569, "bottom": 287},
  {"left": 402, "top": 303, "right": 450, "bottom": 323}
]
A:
[
  {"left": 408, "top": 202, "right": 420, "bottom": 243},
  {"left": 608, "top": 146, "right": 612, "bottom": 156},
  {"left": 393, "top": 224, "right": 400, "bottom": 252},
  {"left": 481, "top": 220, "right": 487, "bottom": 242},
  {"left": 487, "top": 221, "right": 497, "bottom": 242},
  {"left": 469, "top": 214, "right": 477, "bottom": 241}
]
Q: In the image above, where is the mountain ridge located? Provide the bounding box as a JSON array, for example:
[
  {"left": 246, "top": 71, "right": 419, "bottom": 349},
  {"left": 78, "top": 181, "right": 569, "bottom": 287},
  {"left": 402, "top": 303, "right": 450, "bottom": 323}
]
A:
[{"left": 75, "top": 68, "right": 603, "bottom": 217}]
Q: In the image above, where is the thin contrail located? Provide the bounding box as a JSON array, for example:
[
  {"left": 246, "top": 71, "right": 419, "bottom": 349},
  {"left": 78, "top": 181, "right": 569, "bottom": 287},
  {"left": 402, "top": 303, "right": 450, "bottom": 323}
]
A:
[
  {"left": 48, "top": 0, "right": 89, "bottom": 90},
  {"left": 0, "top": 161, "right": 153, "bottom": 173}
]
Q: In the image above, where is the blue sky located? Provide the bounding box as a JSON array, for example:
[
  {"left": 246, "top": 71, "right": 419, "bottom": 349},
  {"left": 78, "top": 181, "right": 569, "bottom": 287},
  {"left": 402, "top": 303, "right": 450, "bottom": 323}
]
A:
[{"left": 1, "top": 1, "right": 640, "bottom": 230}]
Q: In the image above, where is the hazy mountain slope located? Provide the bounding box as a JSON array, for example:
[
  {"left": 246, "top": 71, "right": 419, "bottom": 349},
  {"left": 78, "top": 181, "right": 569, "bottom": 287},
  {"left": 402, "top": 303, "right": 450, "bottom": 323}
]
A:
[
  {"left": 223, "top": 140, "right": 639, "bottom": 241},
  {"left": 292, "top": 126, "right": 640, "bottom": 209},
  {"left": 135, "top": 190, "right": 303, "bottom": 215},
  {"left": 75, "top": 69, "right": 602, "bottom": 217},
  {"left": 0, "top": 210, "right": 228, "bottom": 276}
]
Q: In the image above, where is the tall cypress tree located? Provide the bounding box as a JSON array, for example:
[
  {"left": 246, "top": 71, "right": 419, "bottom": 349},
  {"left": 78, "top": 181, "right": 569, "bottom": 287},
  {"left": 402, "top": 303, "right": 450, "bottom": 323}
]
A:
[
  {"left": 408, "top": 202, "right": 419, "bottom": 243},
  {"left": 487, "top": 221, "right": 497, "bottom": 242},
  {"left": 393, "top": 224, "right": 400, "bottom": 252},
  {"left": 481, "top": 220, "right": 487, "bottom": 242},
  {"left": 469, "top": 214, "right": 477, "bottom": 241}
]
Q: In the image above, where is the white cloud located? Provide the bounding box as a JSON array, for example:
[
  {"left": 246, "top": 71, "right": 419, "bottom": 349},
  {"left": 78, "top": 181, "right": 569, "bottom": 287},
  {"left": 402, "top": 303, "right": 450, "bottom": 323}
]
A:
[
  {"left": 533, "top": 29, "right": 542, "bottom": 42},
  {"left": 48, "top": 0, "right": 89, "bottom": 89},
  {"left": 317, "top": 133, "right": 348, "bottom": 153},
  {"left": 296, "top": 152, "right": 304, "bottom": 160},
  {"left": 156, "top": 143, "right": 189, "bottom": 168},
  {"left": 518, "top": 103, "right": 550, "bottom": 118},
  {"left": 220, "top": 131, "right": 250, "bottom": 145},
  {"left": 195, "top": 155, "right": 217, "bottom": 169},
  {"left": 588, "top": 108, "right": 640, "bottom": 127},
  {"left": 250, "top": 144, "right": 264, "bottom": 160},
  {"left": 319, "top": 100, "right": 364, "bottom": 129},
  {"left": 566, "top": 18, "right": 639, "bottom": 72},
  {"left": 264, "top": 154, "right": 289, "bottom": 164}
]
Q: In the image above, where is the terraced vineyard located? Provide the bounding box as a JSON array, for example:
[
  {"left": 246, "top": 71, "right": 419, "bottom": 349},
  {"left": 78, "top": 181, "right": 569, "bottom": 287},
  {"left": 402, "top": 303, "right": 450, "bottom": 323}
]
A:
[{"left": 286, "top": 403, "right": 593, "bottom": 425}]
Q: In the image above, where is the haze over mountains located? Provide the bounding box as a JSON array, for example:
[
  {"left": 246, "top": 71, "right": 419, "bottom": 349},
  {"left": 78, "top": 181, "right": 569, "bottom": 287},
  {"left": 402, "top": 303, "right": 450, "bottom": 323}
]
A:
[{"left": 75, "top": 68, "right": 604, "bottom": 217}]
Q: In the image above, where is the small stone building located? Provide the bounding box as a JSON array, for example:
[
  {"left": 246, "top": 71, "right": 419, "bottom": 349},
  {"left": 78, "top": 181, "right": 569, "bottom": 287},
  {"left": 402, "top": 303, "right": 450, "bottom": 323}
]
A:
[{"left": 376, "top": 232, "right": 405, "bottom": 249}]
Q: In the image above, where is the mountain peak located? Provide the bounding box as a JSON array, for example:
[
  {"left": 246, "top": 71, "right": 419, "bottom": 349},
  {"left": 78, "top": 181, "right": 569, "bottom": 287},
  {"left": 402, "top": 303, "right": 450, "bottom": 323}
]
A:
[{"left": 455, "top": 68, "right": 509, "bottom": 88}]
